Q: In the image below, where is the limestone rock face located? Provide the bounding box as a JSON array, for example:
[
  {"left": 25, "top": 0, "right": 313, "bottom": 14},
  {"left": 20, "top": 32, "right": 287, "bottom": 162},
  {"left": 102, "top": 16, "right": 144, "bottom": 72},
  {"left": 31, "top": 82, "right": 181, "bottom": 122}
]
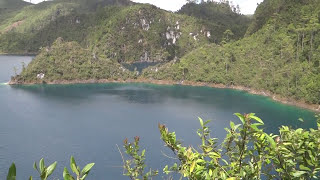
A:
[
  {"left": 165, "top": 24, "right": 182, "bottom": 45},
  {"left": 206, "top": 31, "right": 211, "bottom": 38},
  {"left": 89, "top": 5, "right": 210, "bottom": 63},
  {"left": 37, "top": 73, "right": 45, "bottom": 79}
]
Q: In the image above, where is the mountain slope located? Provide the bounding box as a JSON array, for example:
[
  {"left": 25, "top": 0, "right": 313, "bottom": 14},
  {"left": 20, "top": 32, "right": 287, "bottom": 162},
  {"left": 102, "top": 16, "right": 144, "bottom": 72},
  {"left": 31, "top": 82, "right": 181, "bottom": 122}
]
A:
[
  {"left": 0, "top": 0, "right": 132, "bottom": 54},
  {"left": 0, "top": 0, "right": 31, "bottom": 24},
  {"left": 179, "top": 1, "right": 251, "bottom": 42},
  {"left": 9, "top": 3, "right": 212, "bottom": 83},
  {"left": 142, "top": 0, "right": 320, "bottom": 105},
  {"left": 0, "top": 0, "right": 30, "bottom": 9},
  {"left": 11, "top": 37, "right": 134, "bottom": 84},
  {"left": 87, "top": 4, "right": 211, "bottom": 63},
  {"left": 0, "top": 0, "right": 250, "bottom": 57}
]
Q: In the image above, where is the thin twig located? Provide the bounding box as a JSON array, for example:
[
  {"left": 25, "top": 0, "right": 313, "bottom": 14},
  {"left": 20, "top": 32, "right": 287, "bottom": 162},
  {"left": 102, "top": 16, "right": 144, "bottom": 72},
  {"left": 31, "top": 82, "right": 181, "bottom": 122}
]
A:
[
  {"left": 161, "top": 151, "right": 178, "bottom": 160},
  {"left": 116, "top": 144, "right": 125, "bottom": 174}
]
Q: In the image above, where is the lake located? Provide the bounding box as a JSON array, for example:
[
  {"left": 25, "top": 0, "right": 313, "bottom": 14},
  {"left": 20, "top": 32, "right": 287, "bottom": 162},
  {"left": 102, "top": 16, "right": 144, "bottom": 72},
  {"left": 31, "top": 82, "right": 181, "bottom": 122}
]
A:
[{"left": 0, "top": 55, "right": 317, "bottom": 179}]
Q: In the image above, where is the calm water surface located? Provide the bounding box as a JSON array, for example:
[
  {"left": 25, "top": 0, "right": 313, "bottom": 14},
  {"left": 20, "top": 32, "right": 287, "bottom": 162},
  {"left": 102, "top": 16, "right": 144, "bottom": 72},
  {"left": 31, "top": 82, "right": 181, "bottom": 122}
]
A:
[{"left": 0, "top": 56, "right": 317, "bottom": 179}]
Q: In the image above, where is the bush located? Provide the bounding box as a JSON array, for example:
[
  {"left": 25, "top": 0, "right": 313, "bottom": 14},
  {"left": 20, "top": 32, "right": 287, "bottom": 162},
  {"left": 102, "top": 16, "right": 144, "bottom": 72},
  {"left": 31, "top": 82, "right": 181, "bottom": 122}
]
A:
[
  {"left": 5, "top": 156, "right": 94, "bottom": 180},
  {"left": 123, "top": 113, "right": 320, "bottom": 179}
]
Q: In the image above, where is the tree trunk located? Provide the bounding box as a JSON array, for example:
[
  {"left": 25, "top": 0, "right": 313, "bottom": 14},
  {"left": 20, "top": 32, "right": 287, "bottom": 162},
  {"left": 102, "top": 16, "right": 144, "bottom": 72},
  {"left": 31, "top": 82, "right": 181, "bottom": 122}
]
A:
[
  {"left": 309, "top": 31, "right": 313, "bottom": 64},
  {"left": 296, "top": 33, "right": 299, "bottom": 61},
  {"left": 302, "top": 32, "right": 304, "bottom": 51},
  {"left": 280, "top": 42, "right": 283, "bottom": 59}
]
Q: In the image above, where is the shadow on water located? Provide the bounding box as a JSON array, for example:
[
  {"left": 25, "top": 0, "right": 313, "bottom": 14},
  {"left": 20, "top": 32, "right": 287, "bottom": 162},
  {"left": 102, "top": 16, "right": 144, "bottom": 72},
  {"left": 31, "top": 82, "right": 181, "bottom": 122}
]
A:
[
  {"left": 10, "top": 82, "right": 317, "bottom": 133},
  {"left": 10, "top": 83, "right": 261, "bottom": 107},
  {"left": 10, "top": 83, "right": 164, "bottom": 104}
]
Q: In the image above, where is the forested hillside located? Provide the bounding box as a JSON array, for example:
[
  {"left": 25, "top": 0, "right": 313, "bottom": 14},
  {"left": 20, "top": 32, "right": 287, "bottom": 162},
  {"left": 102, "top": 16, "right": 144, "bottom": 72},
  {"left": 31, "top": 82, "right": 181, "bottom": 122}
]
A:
[
  {"left": 8, "top": 0, "right": 252, "bottom": 83},
  {"left": 0, "top": 0, "right": 30, "bottom": 9},
  {"left": 87, "top": 5, "right": 212, "bottom": 63},
  {"left": 0, "top": 0, "right": 132, "bottom": 53},
  {"left": 179, "top": 1, "right": 251, "bottom": 42},
  {"left": 7, "top": 0, "right": 320, "bottom": 108},
  {"left": 0, "top": 0, "right": 248, "bottom": 58},
  {"left": 0, "top": 0, "right": 31, "bottom": 24},
  {"left": 143, "top": 0, "right": 320, "bottom": 105},
  {"left": 12, "top": 37, "right": 135, "bottom": 84}
]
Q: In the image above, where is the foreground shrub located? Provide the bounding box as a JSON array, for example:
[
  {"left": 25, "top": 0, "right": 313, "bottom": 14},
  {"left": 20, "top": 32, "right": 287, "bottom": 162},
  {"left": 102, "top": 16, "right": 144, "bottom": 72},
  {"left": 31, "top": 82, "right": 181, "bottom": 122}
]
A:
[
  {"left": 5, "top": 156, "right": 94, "bottom": 180},
  {"left": 123, "top": 113, "right": 320, "bottom": 179}
]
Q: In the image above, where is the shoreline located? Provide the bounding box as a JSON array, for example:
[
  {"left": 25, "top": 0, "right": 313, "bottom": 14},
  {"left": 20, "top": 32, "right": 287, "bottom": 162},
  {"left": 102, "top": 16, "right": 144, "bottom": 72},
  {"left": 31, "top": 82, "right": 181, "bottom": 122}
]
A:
[{"left": 9, "top": 78, "right": 320, "bottom": 113}]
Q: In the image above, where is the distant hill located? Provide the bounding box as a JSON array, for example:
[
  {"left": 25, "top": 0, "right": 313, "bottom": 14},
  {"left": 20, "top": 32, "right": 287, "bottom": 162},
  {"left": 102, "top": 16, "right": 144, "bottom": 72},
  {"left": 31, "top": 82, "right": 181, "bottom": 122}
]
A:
[
  {"left": 0, "top": 0, "right": 31, "bottom": 9},
  {"left": 0, "top": 0, "right": 247, "bottom": 60},
  {"left": 86, "top": 4, "right": 211, "bottom": 63},
  {"left": 179, "top": 1, "right": 252, "bottom": 42},
  {"left": 0, "top": 0, "right": 31, "bottom": 23},
  {"left": 0, "top": 0, "right": 134, "bottom": 54}
]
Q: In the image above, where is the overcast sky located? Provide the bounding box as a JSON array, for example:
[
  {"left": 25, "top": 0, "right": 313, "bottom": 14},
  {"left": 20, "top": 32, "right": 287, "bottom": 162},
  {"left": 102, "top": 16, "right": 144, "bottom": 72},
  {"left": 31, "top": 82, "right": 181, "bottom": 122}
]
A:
[{"left": 24, "top": 0, "right": 263, "bottom": 14}]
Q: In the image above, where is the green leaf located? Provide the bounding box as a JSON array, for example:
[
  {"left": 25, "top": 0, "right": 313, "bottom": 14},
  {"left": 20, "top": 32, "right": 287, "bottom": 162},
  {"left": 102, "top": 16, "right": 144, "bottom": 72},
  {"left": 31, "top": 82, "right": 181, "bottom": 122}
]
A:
[
  {"left": 230, "top": 121, "right": 235, "bottom": 129},
  {"left": 208, "top": 152, "right": 221, "bottom": 158},
  {"left": 39, "top": 158, "right": 45, "bottom": 173},
  {"left": 234, "top": 113, "right": 245, "bottom": 124},
  {"left": 29, "top": 176, "right": 33, "bottom": 180},
  {"left": 199, "top": 117, "right": 204, "bottom": 128},
  {"left": 222, "top": 159, "right": 229, "bottom": 165},
  {"left": 292, "top": 171, "right": 307, "bottom": 177},
  {"left": 190, "top": 161, "right": 196, "bottom": 173},
  {"left": 70, "top": 156, "right": 79, "bottom": 176},
  {"left": 81, "top": 163, "right": 95, "bottom": 176},
  {"left": 234, "top": 124, "right": 241, "bottom": 130},
  {"left": 299, "top": 165, "right": 311, "bottom": 171},
  {"left": 204, "top": 120, "right": 211, "bottom": 126},
  {"left": 63, "top": 167, "right": 75, "bottom": 180},
  {"left": 46, "top": 161, "right": 57, "bottom": 177},
  {"left": 7, "top": 163, "right": 16, "bottom": 180},
  {"left": 80, "top": 174, "right": 88, "bottom": 180},
  {"left": 251, "top": 115, "right": 264, "bottom": 124},
  {"left": 250, "top": 125, "right": 260, "bottom": 131},
  {"left": 163, "top": 165, "right": 169, "bottom": 174},
  {"left": 266, "top": 134, "right": 276, "bottom": 149},
  {"left": 33, "top": 162, "right": 39, "bottom": 173}
]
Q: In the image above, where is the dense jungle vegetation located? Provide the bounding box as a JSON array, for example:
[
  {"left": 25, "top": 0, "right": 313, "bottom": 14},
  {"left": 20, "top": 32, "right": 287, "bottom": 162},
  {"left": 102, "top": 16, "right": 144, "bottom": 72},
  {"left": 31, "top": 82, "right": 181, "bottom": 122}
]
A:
[
  {"left": 142, "top": 0, "right": 320, "bottom": 105},
  {"left": 0, "top": 0, "right": 31, "bottom": 26}
]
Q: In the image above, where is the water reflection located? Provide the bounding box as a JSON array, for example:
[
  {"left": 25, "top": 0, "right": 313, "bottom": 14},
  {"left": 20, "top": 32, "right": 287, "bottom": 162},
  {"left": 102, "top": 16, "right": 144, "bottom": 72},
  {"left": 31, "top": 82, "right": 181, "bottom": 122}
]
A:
[{"left": 10, "top": 83, "right": 317, "bottom": 133}]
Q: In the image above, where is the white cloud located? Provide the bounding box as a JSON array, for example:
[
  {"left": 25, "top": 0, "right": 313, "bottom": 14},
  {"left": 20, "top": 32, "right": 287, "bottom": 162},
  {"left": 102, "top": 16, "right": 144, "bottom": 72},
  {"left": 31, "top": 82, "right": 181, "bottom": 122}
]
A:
[
  {"left": 236, "top": 0, "right": 263, "bottom": 14},
  {"left": 131, "top": 0, "right": 263, "bottom": 14},
  {"left": 131, "top": 0, "right": 186, "bottom": 12},
  {"left": 25, "top": 0, "right": 44, "bottom": 3},
  {"left": 25, "top": 0, "right": 264, "bottom": 14}
]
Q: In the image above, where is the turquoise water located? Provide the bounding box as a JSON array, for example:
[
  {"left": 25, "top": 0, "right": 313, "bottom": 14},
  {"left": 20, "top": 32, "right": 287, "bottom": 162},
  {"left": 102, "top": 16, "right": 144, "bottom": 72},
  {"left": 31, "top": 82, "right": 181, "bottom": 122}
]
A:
[{"left": 0, "top": 56, "right": 317, "bottom": 179}]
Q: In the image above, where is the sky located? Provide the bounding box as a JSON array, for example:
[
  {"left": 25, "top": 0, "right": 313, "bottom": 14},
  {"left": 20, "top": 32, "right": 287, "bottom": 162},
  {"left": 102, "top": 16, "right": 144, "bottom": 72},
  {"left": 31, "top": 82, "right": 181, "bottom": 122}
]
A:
[{"left": 24, "top": 0, "right": 263, "bottom": 14}]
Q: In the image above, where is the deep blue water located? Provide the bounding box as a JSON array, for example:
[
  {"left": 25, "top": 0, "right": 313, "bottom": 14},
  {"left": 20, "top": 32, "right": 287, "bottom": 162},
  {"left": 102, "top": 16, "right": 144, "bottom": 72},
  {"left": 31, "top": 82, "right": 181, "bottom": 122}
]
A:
[{"left": 0, "top": 56, "right": 317, "bottom": 179}]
